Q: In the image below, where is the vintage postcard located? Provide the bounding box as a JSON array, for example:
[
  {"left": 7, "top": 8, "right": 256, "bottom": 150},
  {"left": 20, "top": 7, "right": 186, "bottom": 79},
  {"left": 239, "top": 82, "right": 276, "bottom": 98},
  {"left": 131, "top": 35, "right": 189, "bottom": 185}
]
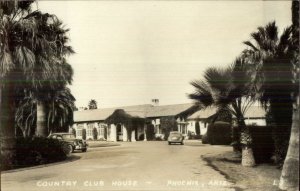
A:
[{"left": 0, "top": 0, "right": 299, "bottom": 191}]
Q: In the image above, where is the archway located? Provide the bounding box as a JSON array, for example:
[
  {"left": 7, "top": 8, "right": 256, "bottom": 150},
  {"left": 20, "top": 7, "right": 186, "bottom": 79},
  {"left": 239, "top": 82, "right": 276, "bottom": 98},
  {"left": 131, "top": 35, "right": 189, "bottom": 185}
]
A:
[{"left": 116, "top": 124, "right": 122, "bottom": 141}]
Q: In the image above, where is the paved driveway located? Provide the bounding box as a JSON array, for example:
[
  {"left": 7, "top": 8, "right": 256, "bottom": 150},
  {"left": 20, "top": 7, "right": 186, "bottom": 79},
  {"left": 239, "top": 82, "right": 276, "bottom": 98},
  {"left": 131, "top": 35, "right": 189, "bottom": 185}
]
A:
[{"left": 1, "top": 141, "right": 235, "bottom": 191}]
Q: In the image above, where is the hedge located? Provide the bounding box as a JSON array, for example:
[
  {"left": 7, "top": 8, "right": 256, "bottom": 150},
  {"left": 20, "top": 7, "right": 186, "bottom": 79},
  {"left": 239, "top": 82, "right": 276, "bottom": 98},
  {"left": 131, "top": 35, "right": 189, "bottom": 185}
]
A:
[
  {"left": 1, "top": 137, "right": 67, "bottom": 170},
  {"left": 231, "top": 125, "right": 275, "bottom": 163},
  {"left": 207, "top": 121, "right": 231, "bottom": 145},
  {"left": 250, "top": 126, "right": 274, "bottom": 163}
]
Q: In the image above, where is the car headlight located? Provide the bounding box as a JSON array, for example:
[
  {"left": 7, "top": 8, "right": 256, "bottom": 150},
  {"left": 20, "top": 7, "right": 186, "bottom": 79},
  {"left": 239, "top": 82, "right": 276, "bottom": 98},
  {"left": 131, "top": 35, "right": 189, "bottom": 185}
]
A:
[{"left": 74, "top": 141, "right": 78, "bottom": 145}]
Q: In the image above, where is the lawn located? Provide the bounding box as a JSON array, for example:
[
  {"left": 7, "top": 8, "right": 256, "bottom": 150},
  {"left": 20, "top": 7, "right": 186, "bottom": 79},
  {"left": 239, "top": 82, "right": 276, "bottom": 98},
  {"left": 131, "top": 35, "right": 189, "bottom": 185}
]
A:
[{"left": 202, "top": 151, "right": 282, "bottom": 191}]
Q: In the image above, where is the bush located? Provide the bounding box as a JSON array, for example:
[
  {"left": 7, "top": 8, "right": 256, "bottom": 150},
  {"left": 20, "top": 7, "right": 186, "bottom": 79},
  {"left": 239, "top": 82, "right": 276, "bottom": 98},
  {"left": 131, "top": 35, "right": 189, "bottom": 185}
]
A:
[
  {"left": 202, "top": 133, "right": 209, "bottom": 144},
  {"left": 187, "top": 131, "right": 201, "bottom": 140},
  {"left": 92, "top": 128, "right": 98, "bottom": 140},
  {"left": 146, "top": 124, "right": 155, "bottom": 140},
  {"left": 250, "top": 126, "right": 274, "bottom": 163},
  {"left": 207, "top": 121, "right": 231, "bottom": 145},
  {"left": 82, "top": 129, "right": 86, "bottom": 140},
  {"left": 195, "top": 121, "right": 201, "bottom": 135},
  {"left": 13, "top": 137, "right": 67, "bottom": 169}
]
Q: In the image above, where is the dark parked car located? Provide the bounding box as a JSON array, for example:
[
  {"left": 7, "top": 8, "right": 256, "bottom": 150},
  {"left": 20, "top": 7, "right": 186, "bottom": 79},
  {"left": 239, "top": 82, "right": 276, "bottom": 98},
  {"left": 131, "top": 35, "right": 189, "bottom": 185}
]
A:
[
  {"left": 48, "top": 133, "right": 88, "bottom": 154},
  {"left": 168, "top": 131, "right": 184, "bottom": 145}
]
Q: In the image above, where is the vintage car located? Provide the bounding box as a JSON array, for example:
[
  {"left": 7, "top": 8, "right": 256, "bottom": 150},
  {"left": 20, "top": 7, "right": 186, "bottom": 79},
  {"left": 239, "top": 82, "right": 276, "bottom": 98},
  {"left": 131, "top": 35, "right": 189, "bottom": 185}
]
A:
[
  {"left": 48, "top": 133, "right": 88, "bottom": 154},
  {"left": 168, "top": 131, "right": 184, "bottom": 145}
]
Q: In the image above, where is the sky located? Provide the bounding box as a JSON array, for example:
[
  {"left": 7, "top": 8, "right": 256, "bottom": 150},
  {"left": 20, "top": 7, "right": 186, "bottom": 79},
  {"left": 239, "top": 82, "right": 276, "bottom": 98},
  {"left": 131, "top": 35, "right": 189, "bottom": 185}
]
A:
[{"left": 38, "top": 1, "right": 292, "bottom": 108}]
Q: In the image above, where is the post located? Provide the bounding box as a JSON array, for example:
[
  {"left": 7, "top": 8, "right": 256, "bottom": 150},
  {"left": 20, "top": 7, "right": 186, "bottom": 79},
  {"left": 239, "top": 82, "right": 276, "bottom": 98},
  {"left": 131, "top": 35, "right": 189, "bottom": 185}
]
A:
[
  {"left": 144, "top": 124, "right": 147, "bottom": 141},
  {"left": 110, "top": 124, "right": 117, "bottom": 142},
  {"left": 123, "top": 125, "right": 128, "bottom": 141},
  {"left": 131, "top": 130, "right": 136, "bottom": 142}
]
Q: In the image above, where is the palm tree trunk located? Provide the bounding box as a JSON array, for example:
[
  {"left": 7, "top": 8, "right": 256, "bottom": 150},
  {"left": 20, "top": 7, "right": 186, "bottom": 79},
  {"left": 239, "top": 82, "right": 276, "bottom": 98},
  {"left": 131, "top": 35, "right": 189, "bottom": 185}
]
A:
[
  {"left": 239, "top": 119, "right": 256, "bottom": 167},
  {"left": 0, "top": 81, "right": 16, "bottom": 170},
  {"left": 35, "top": 101, "right": 48, "bottom": 137},
  {"left": 279, "top": 100, "right": 299, "bottom": 190}
]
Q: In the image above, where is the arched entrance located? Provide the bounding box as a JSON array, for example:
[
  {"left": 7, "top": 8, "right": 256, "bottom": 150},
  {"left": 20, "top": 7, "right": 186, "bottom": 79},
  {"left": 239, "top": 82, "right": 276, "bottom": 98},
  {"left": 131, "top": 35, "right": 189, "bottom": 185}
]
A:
[{"left": 116, "top": 124, "right": 123, "bottom": 141}]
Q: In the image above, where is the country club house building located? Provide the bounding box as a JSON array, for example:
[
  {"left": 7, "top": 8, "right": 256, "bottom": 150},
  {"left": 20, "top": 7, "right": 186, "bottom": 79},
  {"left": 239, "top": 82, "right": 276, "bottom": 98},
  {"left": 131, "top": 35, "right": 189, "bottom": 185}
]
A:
[{"left": 71, "top": 101, "right": 266, "bottom": 142}]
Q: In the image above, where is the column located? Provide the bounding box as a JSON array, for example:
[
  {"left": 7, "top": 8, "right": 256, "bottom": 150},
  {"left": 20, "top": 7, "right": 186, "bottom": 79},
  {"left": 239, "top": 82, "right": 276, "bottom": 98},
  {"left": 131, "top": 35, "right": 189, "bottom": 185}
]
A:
[
  {"left": 94, "top": 122, "right": 98, "bottom": 140},
  {"left": 72, "top": 123, "right": 77, "bottom": 132},
  {"left": 123, "top": 125, "right": 128, "bottom": 141},
  {"left": 131, "top": 130, "right": 136, "bottom": 142},
  {"left": 144, "top": 124, "right": 147, "bottom": 141},
  {"left": 110, "top": 124, "right": 117, "bottom": 142}
]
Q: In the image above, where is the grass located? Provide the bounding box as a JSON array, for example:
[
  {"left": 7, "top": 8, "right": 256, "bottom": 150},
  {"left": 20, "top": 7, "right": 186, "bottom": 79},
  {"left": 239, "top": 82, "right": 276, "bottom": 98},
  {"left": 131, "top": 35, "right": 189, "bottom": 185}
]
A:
[{"left": 202, "top": 151, "right": 282, "bottom": 191}]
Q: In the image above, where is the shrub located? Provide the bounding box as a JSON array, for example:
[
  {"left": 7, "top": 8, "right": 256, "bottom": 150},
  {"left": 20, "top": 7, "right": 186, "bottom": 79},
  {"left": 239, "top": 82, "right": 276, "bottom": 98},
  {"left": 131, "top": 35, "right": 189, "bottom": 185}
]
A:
[
  {"left": 188, "top": 130, "right": 202, "bottom": 140},
  {"left": 195, "top": 121, "right": 201, "bottom": 135},
  {"left": 71, "top": 128, "right": 76, "bottom": 137},
  {"left": 13, "top": 137, "right": 67, "bottom": 169},
  {"left": 146, "top": 124, "right": 155, "bottom": 140},
  {"left": 92, "top": 128, "right": 98, "bottom": 140},
  {"left": 82, "top": 129, "right": 86, "bottom": 140},
  {"left": 207, "top": 121, "right": 231, "bottom": 145},
  {"left": 202, "top": 133, "right": 209, "bottom": 144},
  {"left": 194, "top": 134, "right": 202, "bottom": 139},
  {"left": 250, "top": 126, "right": 274, "bottom": 163}
]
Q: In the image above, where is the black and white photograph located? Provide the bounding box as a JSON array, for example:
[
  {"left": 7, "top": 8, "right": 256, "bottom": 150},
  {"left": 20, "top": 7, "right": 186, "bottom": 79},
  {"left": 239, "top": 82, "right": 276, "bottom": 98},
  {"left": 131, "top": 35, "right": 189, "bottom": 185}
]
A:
[{"left": 0, "top": 0, "right": 299, "bottom": 190}]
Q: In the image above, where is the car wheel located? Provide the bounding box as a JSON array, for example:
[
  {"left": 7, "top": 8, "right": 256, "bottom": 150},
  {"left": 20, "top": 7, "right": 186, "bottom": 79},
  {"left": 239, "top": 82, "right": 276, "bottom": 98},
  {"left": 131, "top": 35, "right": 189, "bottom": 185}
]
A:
[
  {"left": 82, "top": 148, "right": 87, "bottom": 152},
  {"left": 181, "top": 142, "right": 184, "bottom": 145},
  {"left": 63, "top": 144, "right": 73, "bottom": 155}
]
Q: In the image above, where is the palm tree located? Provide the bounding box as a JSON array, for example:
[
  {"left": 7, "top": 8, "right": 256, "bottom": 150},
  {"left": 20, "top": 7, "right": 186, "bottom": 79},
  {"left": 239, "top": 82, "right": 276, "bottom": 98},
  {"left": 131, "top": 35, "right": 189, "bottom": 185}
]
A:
[
  {"left": 189, "top": 58, "right": 256, "bottom": 167},
  {"left": 243, "top": 21, "right": 295, "bottom": 165},
  {"left": 1, "top": 0, "right": 36, "bottom": 169},
  {"left": 1, "top": 1, "right": 74, "bottom": 168},
  {"left": 88, "top": 99, "right": 98, "bottom": 110},
  {"left": 1, "top": 1, "right": 74, "bottom": 137},
  {"left": 279, "top": 1, "right": 299, "bottom": 190}
]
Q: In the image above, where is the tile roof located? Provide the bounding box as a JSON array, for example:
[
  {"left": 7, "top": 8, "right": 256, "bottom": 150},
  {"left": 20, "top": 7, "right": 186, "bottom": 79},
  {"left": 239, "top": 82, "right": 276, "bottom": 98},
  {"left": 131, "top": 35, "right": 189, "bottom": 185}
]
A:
[
  {"left": 146, "top": 103, "right": 194, "bottom": 118},
  {"left": 187, "top": 105, "right": 266, "bottom": 120},
  {"left": 73, "top": 103, "right": 266, "bottom": 123},
  {"left": 74, "top": 103, "right": 194, "bottom": 122},
  {"left": 187, "top": 107, "right": 217, "bottom": 120},
  {"left": 74, "top": 104, "right": 152, "bottom": 122}
]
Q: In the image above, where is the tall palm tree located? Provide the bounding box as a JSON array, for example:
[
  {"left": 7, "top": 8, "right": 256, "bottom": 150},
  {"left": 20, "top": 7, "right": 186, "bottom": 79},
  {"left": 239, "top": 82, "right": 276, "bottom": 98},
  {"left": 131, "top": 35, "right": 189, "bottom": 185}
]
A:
[
  {"left": 88, "top": 99, "right": 98, "bottom": 110},
  {"left": 1, "top": 1, "right": 74, "bottom": 137},
  {"left": 243, "top": 21, "right": 295, "bottom": 165},
  {"left": 279, "top": 1, "right": 299, "bottom": 190},
  {"left": 1, "top": 1, "right": 74, "bottom": 168},
  {"left": 0, "top": 0, "right": 36, "bottom": 169},
  {"left": 189, "top": 58, "right": 256, "bottom": 167}
]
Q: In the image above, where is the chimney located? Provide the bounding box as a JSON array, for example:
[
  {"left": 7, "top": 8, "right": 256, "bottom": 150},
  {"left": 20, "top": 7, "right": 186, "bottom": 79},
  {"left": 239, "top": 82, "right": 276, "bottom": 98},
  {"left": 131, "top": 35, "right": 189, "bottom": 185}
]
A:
[{"left": 151, "top": 99, "right": 159, "bottom": 106}]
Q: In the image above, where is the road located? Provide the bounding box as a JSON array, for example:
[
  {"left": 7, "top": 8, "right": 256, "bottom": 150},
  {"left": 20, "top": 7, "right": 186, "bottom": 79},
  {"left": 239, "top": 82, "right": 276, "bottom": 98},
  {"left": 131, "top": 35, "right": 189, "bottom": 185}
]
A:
[{"left": 1, "top": 141, "right": 235, "bottom": 191}]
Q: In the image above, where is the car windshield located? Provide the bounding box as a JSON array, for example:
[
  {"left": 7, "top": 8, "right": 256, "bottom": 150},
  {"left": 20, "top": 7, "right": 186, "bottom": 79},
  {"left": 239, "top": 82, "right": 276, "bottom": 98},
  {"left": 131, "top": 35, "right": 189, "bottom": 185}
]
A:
[{"left": 62, "top": 134, "right": 76, "bottom": 139}]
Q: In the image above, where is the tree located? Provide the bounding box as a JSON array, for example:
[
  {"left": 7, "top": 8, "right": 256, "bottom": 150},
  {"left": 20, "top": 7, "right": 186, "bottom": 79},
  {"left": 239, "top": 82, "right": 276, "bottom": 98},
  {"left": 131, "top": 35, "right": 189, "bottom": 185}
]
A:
[
  {"left": 243, "top": 21, "right": 294, "bottom": 166},
  {"left": 279, "top": 1, "right": 299, "bottom": 190},
  {"left": 82, "top": 129, "right": 86, "bottom": 140},
  {"left": 92, "top": 128, "right": 98, "bottom": 140},
  {"left": 1, "top": 1, "right": 74, "bottom": 168},
  {"left": 88, "top": 99, "right": 97, "bottom": 110},
  {"left": 1, "top": 0, "right": 36, "bottom": 169},
  {"left": 189, "top": 60, "right": 256, "bottom": 167},
  {"left": 195, "top": 121, "right": 201, "bottom": 136},
  {"left": 0, "top": 1, "right": 74, "bottom": 138},
  {"left": 160, "top": 117, "right": 178, "bottom": 139}
]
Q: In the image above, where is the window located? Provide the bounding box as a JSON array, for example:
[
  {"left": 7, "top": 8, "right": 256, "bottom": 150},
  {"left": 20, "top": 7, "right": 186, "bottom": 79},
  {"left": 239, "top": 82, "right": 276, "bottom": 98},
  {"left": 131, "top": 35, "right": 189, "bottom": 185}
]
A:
[
  {"left": 87, "top": 123, "right": 93, "bottom": 136},
  {"left": 77, "top": 124, "right": 84, "bottom": 136}
]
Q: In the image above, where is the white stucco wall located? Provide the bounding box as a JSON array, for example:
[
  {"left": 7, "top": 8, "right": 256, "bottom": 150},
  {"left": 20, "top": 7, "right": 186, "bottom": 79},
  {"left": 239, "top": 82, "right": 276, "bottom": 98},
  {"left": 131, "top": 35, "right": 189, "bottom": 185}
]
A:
[{"left": 245, "top": 118, "right": 266, "bottom": 126}]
